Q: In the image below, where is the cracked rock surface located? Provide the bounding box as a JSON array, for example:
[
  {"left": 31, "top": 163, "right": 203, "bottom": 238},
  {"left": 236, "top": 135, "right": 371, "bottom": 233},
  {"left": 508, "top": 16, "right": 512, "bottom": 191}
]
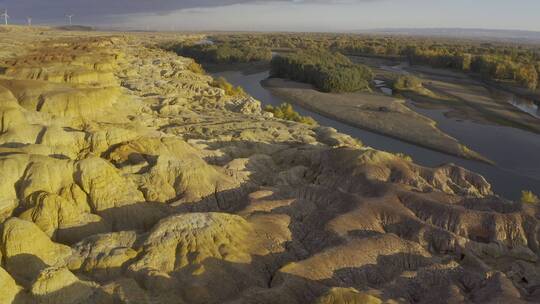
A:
[{"left": 0, "top": 27, "right": 538, "bottom": 304}]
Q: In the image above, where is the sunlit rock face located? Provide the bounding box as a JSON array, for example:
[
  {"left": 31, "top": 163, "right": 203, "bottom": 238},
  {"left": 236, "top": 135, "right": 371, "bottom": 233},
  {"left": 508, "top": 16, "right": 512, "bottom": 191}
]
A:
[{"left": 0, "top": 26, "right": 538, "bottom": 304}]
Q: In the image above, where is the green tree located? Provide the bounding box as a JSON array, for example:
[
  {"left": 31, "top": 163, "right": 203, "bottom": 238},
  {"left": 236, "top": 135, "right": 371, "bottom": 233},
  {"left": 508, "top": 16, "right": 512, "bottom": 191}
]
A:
[
  {"left": 460, "top": 53, "right": 473, "bottom": 71},
  {"left": 517, "top": 64, "right": 538, "bottom": 90},
  {"left": 270, "top": 50, "right": 373, "bottom": 93},
  {"left": 393, "top": 75, "right": 423, "bottom": 91}
]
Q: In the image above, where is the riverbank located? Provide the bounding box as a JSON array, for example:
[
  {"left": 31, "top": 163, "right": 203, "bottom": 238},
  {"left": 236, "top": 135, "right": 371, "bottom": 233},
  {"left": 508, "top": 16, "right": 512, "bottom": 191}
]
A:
[
  {"left": 351, "top": 55, "right": 540, "bottom": 134},
  {"left": 212, "top": 69, "right": 540, "bottom": 199},
  {"left": 262, "top": 77, "right": 491, "bottom": 163},
  {"left": 408, "top": 66, "right": 540, "bottom": 134}
]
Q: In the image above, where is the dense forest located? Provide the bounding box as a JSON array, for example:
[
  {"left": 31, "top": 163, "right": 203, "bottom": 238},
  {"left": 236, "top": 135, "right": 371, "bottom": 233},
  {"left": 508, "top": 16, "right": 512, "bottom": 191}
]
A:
[
  {"left": 403, "top": 47, "right": 538, "bottom": 90},
  {"left": 207, "top": 33, "right": 540, "bottom": 91},
  {"left": 270, "top": 50, "right": 373, "bottom": 93},
  {"left": 168, "top": 41, "right": 272, "bottom": 64}
]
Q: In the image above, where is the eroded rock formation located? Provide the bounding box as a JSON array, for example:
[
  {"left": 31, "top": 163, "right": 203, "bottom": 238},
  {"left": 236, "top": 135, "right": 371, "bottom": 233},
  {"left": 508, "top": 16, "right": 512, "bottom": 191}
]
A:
[{"left": 0, "top": 27, "right": 538, "bottom": 304}]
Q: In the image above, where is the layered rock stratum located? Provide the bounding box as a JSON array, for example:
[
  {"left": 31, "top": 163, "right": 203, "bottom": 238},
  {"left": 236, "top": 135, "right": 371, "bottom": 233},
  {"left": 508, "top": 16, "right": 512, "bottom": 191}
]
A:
[{"left": 0, "top": 26, "right": 538, "bottom": 304}]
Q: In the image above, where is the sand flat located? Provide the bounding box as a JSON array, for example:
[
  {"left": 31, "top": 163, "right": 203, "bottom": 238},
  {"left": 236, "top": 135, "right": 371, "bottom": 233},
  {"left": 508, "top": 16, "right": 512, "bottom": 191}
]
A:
[{"left": 263, "top": 77, "right": 489, "bottom": 162}]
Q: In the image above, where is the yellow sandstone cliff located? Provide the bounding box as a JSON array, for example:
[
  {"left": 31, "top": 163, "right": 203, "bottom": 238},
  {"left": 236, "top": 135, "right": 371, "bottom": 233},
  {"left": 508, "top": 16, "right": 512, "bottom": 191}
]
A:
[{"left": 0, "top": 27, "right": 537, "bottom": 304}]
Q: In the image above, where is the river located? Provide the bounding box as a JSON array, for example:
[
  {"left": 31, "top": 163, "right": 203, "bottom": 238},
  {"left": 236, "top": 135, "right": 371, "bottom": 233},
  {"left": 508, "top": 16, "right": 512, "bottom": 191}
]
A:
[{"left": 211, "top": 69, "right": 540, "bottom": 201}]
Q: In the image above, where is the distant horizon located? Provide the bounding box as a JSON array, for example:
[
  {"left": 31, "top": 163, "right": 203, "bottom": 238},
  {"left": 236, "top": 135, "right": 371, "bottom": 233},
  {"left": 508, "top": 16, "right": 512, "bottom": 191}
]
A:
[
  {"left": 5, "top": 23, "right": 540, "bottom": 43},
  {"left": 1, "top": 0, "right": 539, "bottom": 33},
  {"left": 5, "top": 24, "right": 540, "bottom": 35},
  {"left": 6, "top": 23, "right": 540, "bottom": 35}
]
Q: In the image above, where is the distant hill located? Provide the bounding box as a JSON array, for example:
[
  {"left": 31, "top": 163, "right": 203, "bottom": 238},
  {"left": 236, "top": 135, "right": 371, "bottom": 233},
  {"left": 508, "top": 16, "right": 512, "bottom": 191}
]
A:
[
  {"left": 55, "top": 25, "right": 94, "bottom": 31},
  {"left": 358, "top": 28, "right": 540, "bottom": 43},
  {"left": 0, "top": 25, "right": 51, "bottom": 33}
]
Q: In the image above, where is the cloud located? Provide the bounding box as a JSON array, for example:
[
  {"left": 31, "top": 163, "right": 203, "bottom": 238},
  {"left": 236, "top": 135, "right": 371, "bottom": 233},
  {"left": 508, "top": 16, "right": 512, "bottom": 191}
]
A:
[
  {"left": 0, "top": 0, "right": 378, "bottom": 22},
  {"left": 0, "top": 0, "right": 252, "bottom": 21}
]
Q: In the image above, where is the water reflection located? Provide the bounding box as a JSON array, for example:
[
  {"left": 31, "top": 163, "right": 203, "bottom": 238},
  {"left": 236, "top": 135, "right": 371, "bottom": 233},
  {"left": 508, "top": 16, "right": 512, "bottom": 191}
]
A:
[
  {"left": 373, "top": 79, "right": 393, "bottom": 95},
  {"left": 195, "top": 39, "right": 214, "bottom": 45}
]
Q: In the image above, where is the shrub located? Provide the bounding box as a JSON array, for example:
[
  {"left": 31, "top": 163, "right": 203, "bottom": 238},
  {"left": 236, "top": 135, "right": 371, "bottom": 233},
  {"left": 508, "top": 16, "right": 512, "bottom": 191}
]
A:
[
  {"left": 396, "top": 153, "right": 413, "bottom": 162},
  {"left": 264, "top": 103, "right": 317, "bottom": 125},
  {"left": 187, "top": 61, "right": 205, "bottom": 74},
  {"left": 211, "top": 77, "right": 246, "bottom": 97},
  {"left": 521, "top": 190, "right": 539, "bottom": 204},
  {"left": 393, "top": 75, "right": 423, "bottom": 91}
]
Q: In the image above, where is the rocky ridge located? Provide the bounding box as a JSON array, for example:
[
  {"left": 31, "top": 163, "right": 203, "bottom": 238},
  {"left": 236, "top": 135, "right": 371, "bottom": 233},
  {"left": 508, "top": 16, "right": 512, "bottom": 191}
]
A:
[{"left": 0, "top": 27, "right": 538, "bottom": 304}]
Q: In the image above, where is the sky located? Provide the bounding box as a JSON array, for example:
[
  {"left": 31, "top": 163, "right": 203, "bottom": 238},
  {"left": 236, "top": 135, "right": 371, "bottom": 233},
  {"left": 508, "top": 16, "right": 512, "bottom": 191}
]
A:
[{"left": 0, "top": 0, "right": 539, "bottom": 32}]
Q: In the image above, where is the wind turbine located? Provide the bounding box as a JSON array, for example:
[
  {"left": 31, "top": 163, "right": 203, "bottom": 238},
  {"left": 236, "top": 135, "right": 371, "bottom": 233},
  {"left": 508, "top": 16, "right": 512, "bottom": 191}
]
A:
[
  {"left": 1, "top": 9, "right": 9, "bottom": 25},
  {"left": 27, "top": 16, "right": 32, "bottom": 26},
  {"left": 65, "top": 14, "right": 74, "bottom": 26}
]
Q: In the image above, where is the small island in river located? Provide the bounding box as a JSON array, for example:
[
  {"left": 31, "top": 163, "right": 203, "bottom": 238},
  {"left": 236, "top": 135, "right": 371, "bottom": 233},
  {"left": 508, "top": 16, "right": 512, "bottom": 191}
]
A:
[{"left": 262, "top": 77, "right": 490, "bottom": 163}]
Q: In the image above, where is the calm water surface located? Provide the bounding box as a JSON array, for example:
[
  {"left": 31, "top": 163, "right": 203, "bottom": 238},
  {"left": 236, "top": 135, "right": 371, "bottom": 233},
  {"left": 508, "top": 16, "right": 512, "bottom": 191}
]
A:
[{"left": 212, "top": 69, "right": 540, "bottom": 200}]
